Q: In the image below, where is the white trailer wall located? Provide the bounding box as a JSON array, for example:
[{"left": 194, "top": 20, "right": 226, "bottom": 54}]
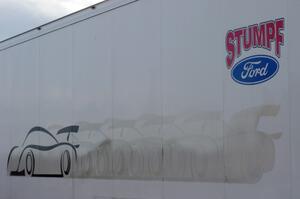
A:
[
  {"left": 0, "top": 0, "right": 299, "bottom": 199},
  {"left": 223, "top": 1, "right": 290, "bottom": 199},
  {"left": 0, "top": 47, "right": 13, "bottom": 199},
  {"left": 289, "top": 1, "right": 300, "bottom": 199},
  {"left": 72, "top": 9, "right": 114, "bottom": 199}
]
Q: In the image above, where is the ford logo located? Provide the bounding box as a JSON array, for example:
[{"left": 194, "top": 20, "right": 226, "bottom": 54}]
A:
[{"left": 231, "top": 55, "right": 279, "bottom": 85}]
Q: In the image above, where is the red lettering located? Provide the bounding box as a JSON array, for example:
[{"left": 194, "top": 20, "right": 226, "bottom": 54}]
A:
[
  {"left": 243, "top": 28, "right": 252, "bottom": 50},
  {"left": 226, "top": 31, "right": 235, "bottom": 69},
  {"left": 253, "top": 24, "right": 266, "bottom": 48},
  {"left": 234, "top": 29, "right": 243, "bottom": 57},
  {"left": 225, "top": 18, "right": 285, "bottom": 69},
  {"left": 275, "top": 18, "right": 284, "bottom": 58},
  {"left": 266, "top": 21, "right": 275, "bottom": 50}
]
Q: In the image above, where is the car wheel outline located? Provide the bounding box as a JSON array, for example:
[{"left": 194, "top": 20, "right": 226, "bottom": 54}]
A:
[
  {"left": 25, "top": 150, "right": 35, "bottom": 176},
  {"left": 60, "top": 150, "right": 71, "bottom": 176}
]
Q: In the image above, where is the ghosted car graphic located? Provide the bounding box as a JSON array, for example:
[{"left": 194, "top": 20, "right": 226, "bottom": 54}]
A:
[{"left": 7, "top": 126, "right": 79, "bottom": 177}]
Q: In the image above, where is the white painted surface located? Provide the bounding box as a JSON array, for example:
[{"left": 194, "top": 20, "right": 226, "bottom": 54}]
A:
[{"left": 0, "top": 0, "right": 299, "bottom": 199}]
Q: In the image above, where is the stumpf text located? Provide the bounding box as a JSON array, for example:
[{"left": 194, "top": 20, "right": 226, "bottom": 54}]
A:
[{"left": 226, "top": 18, "right": 284, "bottom": 69}]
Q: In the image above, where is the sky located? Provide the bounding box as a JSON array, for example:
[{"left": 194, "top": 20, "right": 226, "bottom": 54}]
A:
[{"left": 0, "top": 0, "right": 104, "bottom": 41}]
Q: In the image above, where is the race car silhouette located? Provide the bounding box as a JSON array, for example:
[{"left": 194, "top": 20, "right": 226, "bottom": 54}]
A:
[{"left": 7, "top": 125, "right": 79, "bottom": 177}]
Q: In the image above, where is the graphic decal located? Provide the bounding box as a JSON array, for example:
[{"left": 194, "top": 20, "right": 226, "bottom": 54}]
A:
[
  {"left": 7, "top": 105, "right": 281, "bottom": 183},
  {"left": 225, "top": 18, "right": 285, "bottom": 85},
  {"left": 231, "top": 55, "right": 279, "bottom": 85},
  {"left": 7, "top": 126, "right": 79, "bottom": 177}
]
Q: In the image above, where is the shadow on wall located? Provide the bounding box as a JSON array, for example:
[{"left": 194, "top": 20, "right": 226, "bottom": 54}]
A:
[{"left": 7, "top": 105, "right": 281, "bottom": 183}]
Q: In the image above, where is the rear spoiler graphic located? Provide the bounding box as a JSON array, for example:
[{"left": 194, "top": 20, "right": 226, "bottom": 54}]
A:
[{"left": 57, "top": 125, "right": 80, "bottom": 141}]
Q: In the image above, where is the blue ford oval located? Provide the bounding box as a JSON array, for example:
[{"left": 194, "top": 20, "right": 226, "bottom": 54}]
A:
[{"left": 231, "top": 55, "right": 279, "bottom": 85}]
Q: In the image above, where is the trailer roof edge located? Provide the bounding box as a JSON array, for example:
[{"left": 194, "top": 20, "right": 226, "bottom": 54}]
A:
[{"left": 0, "top": 0, "right": 138, "bottom": 51}]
